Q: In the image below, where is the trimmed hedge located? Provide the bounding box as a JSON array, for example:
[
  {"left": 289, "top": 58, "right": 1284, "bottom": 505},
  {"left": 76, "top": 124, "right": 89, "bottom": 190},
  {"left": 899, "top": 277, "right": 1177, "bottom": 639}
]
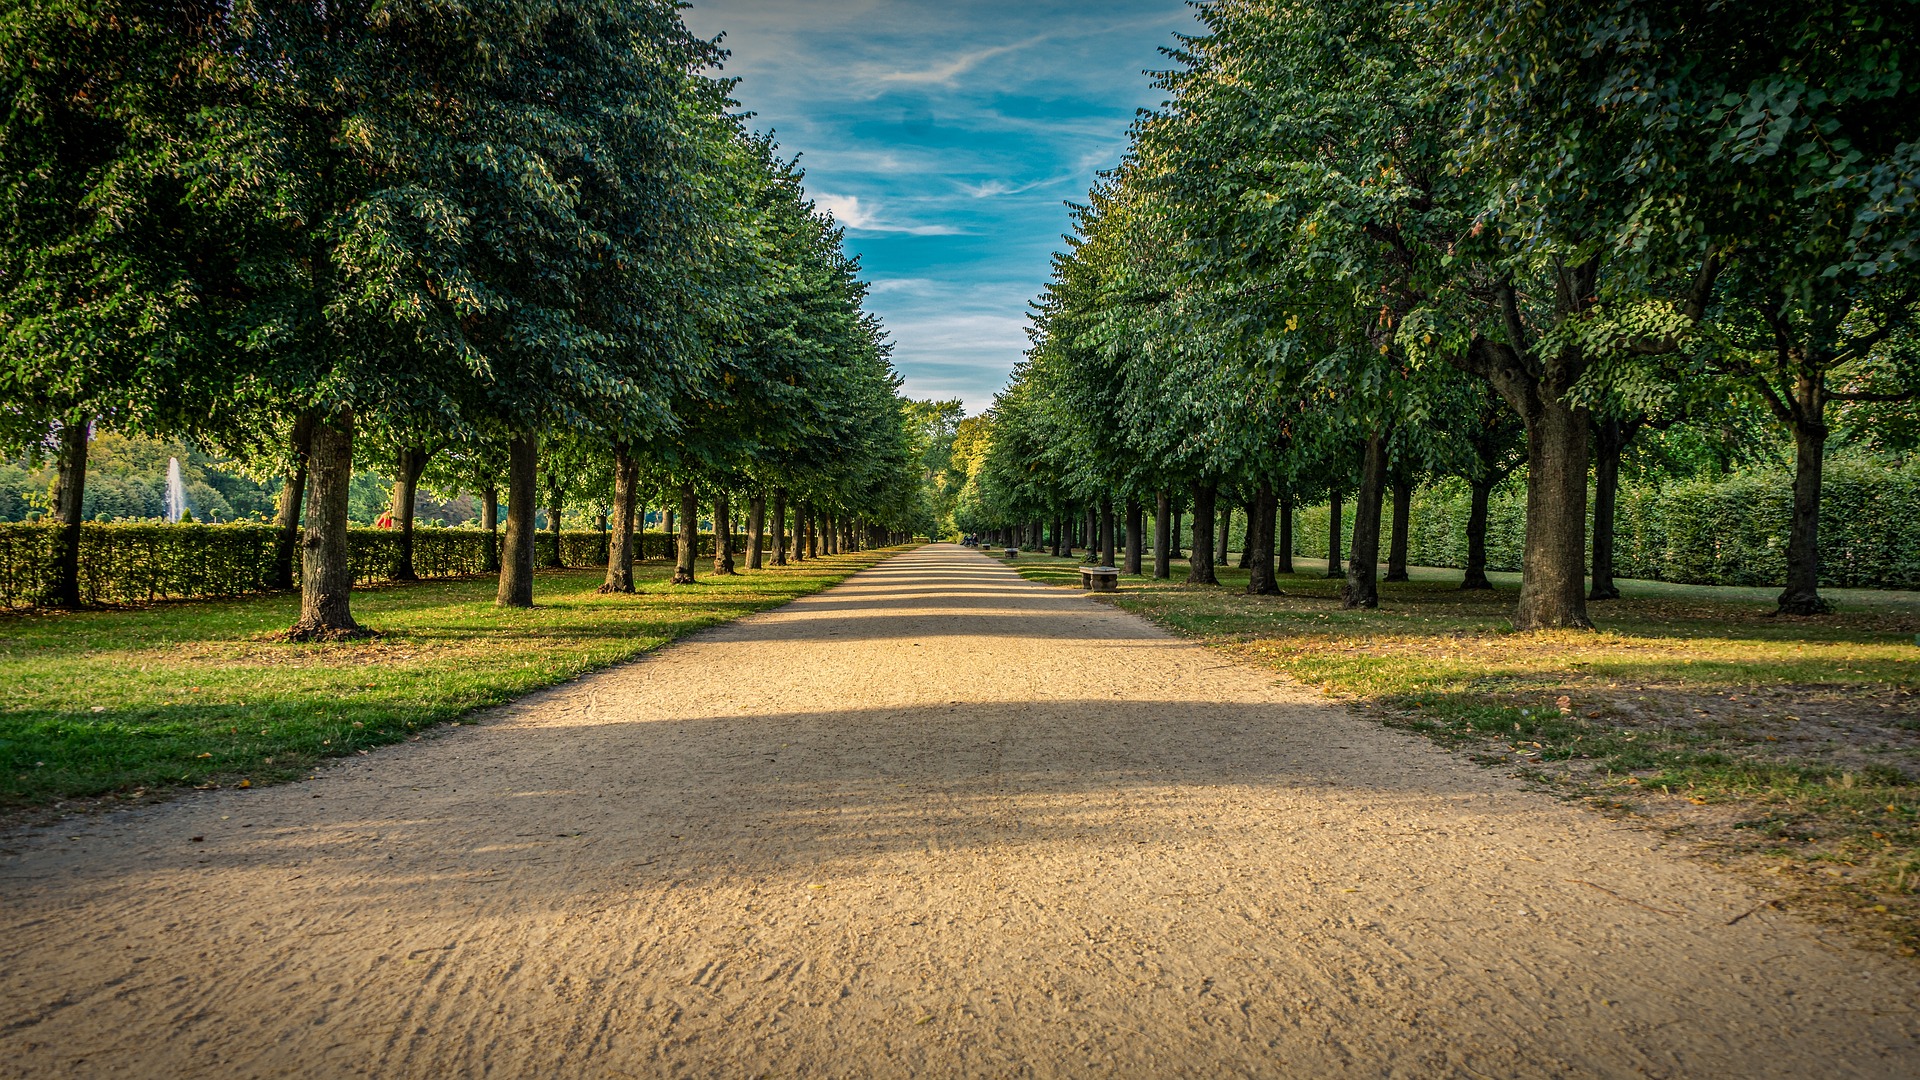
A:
[
  {"left": 0, "top": 524, "right": 754, "bottom": 608},
  {"left": 1291, "top": 457, "right": 1920, "bottom": 590}
]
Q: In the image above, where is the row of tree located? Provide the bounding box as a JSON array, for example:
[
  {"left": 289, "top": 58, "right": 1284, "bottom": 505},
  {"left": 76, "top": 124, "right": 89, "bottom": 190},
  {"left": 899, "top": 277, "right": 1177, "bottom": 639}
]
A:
[
  {"left": 959, "top": 0, "right": 1919, "bottom": 628},
  {"left": 2, "top": 0, "right": 934, "bottom": 632}
]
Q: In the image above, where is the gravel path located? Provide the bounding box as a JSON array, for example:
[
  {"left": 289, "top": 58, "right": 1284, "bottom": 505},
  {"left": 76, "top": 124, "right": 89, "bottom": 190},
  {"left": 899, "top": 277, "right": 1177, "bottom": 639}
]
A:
[{"left": 2, "top": 544, "right": 1914, "bottom": 1078}]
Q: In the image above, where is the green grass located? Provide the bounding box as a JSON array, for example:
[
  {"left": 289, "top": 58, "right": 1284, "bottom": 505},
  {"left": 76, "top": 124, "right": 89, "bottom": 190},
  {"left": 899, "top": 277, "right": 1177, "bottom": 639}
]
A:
[
  {"left": 1012, "top": 550, "right": 1920, "bottom": 951},
  {"left": 1, "top": 549, "right": 904, "bottom": 811}
]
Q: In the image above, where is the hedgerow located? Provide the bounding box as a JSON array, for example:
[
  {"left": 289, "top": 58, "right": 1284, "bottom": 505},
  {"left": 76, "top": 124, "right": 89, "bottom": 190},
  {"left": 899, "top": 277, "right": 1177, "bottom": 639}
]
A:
[
  {"left": 0, "top": 525, "right": 751, "bottom": 608},
  {"left": 1290, "top": 457, "right": 1920, "bottom": 591}
]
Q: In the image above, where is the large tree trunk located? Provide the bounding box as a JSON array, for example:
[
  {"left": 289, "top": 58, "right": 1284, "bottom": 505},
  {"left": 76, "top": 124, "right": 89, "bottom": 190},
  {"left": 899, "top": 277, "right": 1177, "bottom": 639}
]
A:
[
  {"left": 482, "top": 483, "right": 500, "bottom": 574},
  {"left": 1186, "top": 482, "right": 1218, "bottom": 585},
  {"left": 1124, "top": 498, "right": 1143, "bottom": 575},
  {"left": 1325, "top": 486, "right": 1343, "bottom": 578},
  {"left": 289, "top": 410, "right": 367, "bottom": 636},
  {"left": 601, "top": 442, "right": 638, "bottom": 593},
  {"left": 1237, "top": 499, "right": 1253, "bottom": 569},
  {"left": 43, "top": 414, "right": 90, "bottom": 609},
  {"left": 746, "top": 493, "right": 766, "bottom": 570},
  {"left": 773, "top": 489, "right": 789, "bottom": 567},
  {"left": 270, "top": 412, "right": 315, "bottom": 591},
  {"left": 713, "top": 491, "right": 735, "bottom": 575},
  {"left": 1171, "top": 509, "right": 1183, "bottom": 558},
  {"left": 1100, "top": 495, "right": 1117, "bottom": 568},
  {"left": 1051, "top": 515, "right": 1063, "bottom": 556},
  {"left": 1153, "top": 491, "right": 1171, "bottom": 579},
  {"left": 1778, "top": 391, "right": 1831, "bottom": 615},
  {"left": 544, "top": 476, "right": 564, "bottom": 568},
  {"left": 1462, "top": 476, "right": 1494, "bottom": 590},
  {"left": 1343, "top": 433, "right": 1390, "bottom": 609},
  {"left": 671, "top": 483, "right": 699, "bottom": 584},
  {"left": 1277, "top": 486, "right": 1294, "bottom": 575},
  {"left": 1217, "top": 500, "right": 1233, "bottom": 570},
  {"left": 495, "top": 434, "right": 537, "bottom": 608},
  {"left": 390, "top": 444, "right": 433, "bottom": 581},
  {"left": 1589, "top": 417, "right": 1640, "bottom": 601},
  {"left": 1385, "top": 472, "right": 1412, "bottom": 583},
  {"left": 1513, "top": 398, "right": 1593, "bottom": 629},
  {"left": 1247, "top": 479, "right": 1280, "bottom": 596}
]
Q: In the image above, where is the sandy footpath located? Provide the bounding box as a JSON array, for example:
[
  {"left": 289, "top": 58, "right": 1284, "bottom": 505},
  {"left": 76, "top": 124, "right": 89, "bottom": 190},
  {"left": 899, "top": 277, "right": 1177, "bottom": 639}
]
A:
[{"left": 1, "top": 544, "right": 1914, "bottom": 1078}]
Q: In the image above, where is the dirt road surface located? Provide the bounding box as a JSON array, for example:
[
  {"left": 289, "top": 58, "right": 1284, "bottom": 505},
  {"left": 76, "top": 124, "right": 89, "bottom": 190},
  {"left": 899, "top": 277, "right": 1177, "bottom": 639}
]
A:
[{"left": 2, "top": 545, "right": 1914, "bottom": 1077}]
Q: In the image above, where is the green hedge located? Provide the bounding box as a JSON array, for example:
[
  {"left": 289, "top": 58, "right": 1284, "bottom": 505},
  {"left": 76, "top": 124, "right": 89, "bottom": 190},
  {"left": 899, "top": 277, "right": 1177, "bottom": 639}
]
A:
[
  {"left": 1291, "top": 457, "right": 1920, "bottom": 590},
  {"left": 0, "top": 524, "right": 755, "bottom": 608}
]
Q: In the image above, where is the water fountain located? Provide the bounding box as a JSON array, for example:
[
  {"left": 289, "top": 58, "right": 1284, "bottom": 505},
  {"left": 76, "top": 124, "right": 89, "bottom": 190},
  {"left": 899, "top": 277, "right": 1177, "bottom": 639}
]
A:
[{"left": 163, "top": 457, "right": 189, "bottom": 523}]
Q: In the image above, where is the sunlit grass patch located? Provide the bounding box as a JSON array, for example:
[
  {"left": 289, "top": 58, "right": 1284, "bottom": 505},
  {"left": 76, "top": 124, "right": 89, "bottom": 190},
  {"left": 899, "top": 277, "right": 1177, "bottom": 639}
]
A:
[{"left": 1, "top": 549, "right": 904, "bottom": 810}]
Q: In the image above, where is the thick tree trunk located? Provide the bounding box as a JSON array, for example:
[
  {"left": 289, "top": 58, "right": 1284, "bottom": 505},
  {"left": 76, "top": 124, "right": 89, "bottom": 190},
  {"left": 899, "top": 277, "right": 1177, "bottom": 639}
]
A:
[
  {"left": 544, "top": 479, "right": 564, "bottom": 569},
  {"left": 1507, "top": 399, "right": 1594, "bottom": 628},
  {"left": 1343, "top": 433, "right": 1389, "bottom": 609},
  {"left": 1124, "top": 498, "right": 1143, "bottom": 575},
  {"left": 1186, "top": 482, "right": 1218, "bottom": 585},
  {"left": 270, "top": 413, "right": 315, "bottom": 591},
  {"left": 495, "top": 434, "right": 537, "bottom": 608},
  {"left": 1247, "top": 479, "right": 1280, "bottom": 596},
  {"left": 390, "top": 445, "right": 433, "bottom": 581},
  {"left": 1589, "top": 417, "right": 1639, "bottom": 601},
  {"left": 1171, "top": 509, "right": 1183, "bottom": 559},
  {"left": 672, "top": 483, "right": 699, "bottom": 584},
  {"left": 746, "top": 494, "right": 765, "bottom": 569},
  {"left": 1153, "top": 491, "right": 1171, "bottom": 579},
  {"left": 774, "top": 489, "right": 789, "bottom": 567},
  {"left": 289, "top": 410, "right": 367, "bottom": 636},
  {"left": 1385, "top": 472, "right": 1412, "bottom": 583},
  {"left": 1778, "top": 404, "right": 1831, "bottom": 615},
  {"left": 43, "top": 414, "right": 90, "bottom": 609},
  {"left": 1462, "top": 477, "right": 1494, "bottom": 590},
  {"left": 1277, "top": 487, "right": 1294, "bottom": 575},
  {"left": 712, "top": 491, "right": 735, "bottom": 575},
  {"left": 601, "top": 443, "right": 638, "bottom": 593},
  {"left": 482, "top": 484, "right": 501, "bottom": 573},
  {"left": 1237, "top": 500, "right": 1253, "bottom": 569},
  {"left": 1051, "top": 516, "right": 1063, "bottom": 556},
  {"left": 1217, "top": 501, "right": 1233, "bottom": 570},
  {"left": 1099, "top": 495, "right": 1117, "bottom": 568},
  {"left": 1325, "top": 487, "right": 1343, "bottom": 578}
]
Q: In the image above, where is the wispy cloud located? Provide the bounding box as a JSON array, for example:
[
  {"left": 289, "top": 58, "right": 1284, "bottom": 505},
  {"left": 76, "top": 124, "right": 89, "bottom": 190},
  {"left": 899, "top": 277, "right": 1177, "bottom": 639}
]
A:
[
  {"left": 681, "top": 0, "right": 1203, "bottom": 413},
  {"left": 870, "top": 34, "right": 1050, "bottom": 88},
  {"left": 814, "top": 193, "right": 967, "bottom": 236}
]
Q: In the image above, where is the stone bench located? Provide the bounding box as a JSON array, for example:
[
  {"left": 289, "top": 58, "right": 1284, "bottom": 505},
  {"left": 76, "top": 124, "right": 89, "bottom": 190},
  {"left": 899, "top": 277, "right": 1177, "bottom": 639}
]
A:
[
  {"left": 1005, "top": 547, "right": 1019, "bottom": 559},
  {"left": 1079, "top": 565, "right": 1119, "bottom": 592}
]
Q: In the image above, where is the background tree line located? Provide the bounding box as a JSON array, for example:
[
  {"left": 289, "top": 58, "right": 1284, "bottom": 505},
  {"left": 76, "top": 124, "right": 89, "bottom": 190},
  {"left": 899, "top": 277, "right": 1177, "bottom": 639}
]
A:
[
  {"left": 1, "top": 0, "right": 943, "bottom": 631},
  {"left": 956, "top": 0, "right": 1920, "bottom": 627}
]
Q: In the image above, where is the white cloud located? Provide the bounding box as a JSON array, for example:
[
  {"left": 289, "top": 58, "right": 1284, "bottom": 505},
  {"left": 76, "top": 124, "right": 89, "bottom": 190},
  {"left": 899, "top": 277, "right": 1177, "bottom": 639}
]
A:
[
  {"left": 870, "top": 35, "right": 1050, "bottom": 88},
  {"left": 814, "top": 192, "right": 967, "bottom": 236}
]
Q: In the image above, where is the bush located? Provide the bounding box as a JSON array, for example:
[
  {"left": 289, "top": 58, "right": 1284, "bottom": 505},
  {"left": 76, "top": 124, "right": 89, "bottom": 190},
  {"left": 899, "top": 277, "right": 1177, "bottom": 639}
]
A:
[
  {"left": 1290, "top": 456, "right": 1920, "bottom": 590},
  {"left": 0, "top": 524, "right": 762, "bottom": 608}
]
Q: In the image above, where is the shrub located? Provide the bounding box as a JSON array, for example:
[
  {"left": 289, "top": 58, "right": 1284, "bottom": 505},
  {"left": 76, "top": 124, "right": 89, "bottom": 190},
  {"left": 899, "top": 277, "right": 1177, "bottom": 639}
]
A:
[
  {"left": 1289, "top": 456, "right": 1920, "bottom": 591},
  {"left": 0, "top": 524, "right": 761, "bottom": 608}
]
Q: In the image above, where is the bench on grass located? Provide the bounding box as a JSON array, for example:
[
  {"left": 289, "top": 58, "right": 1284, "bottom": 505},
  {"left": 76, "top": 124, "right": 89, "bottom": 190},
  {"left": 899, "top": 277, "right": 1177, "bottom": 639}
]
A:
[
  {"left": 1005, "top": 547, "right": 1019, "bottom": 559},
  {"left": 1079, "top": 565, "right": 1119, "bottom": 592}
]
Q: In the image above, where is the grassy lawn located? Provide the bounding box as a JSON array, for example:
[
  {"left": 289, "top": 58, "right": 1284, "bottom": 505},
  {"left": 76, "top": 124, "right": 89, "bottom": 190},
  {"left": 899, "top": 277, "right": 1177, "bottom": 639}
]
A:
[
  {"left": 1, "top": 548, "right": 905, "bottom": 815},
  {"left": 1012, "top": 550, "right": 1920, "bottom": 952}
]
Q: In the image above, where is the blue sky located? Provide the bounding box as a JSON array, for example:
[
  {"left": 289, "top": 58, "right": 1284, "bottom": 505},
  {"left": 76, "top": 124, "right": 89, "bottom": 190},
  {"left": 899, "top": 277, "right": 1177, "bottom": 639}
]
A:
[{"left": 679, "top": 1, "right": 1201, "bottom": 415}]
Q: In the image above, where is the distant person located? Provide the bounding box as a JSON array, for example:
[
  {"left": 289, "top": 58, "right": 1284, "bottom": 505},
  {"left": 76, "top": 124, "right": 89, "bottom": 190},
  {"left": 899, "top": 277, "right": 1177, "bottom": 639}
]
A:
[{"left": 375, "top": 510, "right": 395, "bottom": 529}]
